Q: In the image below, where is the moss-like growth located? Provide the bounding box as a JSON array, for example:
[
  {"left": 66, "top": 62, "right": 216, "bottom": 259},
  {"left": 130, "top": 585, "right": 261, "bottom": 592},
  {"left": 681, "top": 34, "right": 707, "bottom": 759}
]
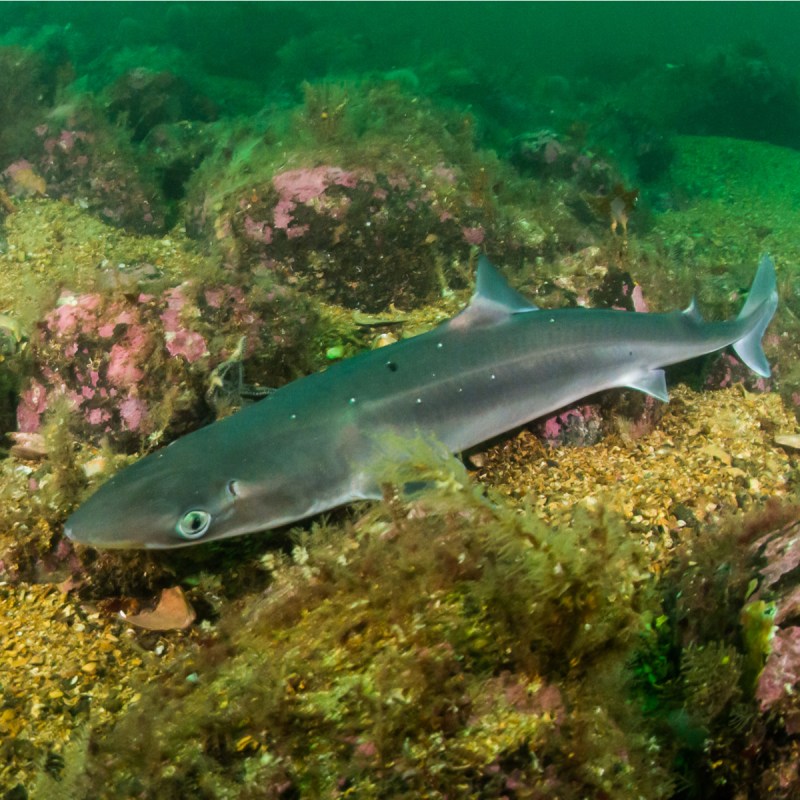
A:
[
  {"left": 38, "top": 394, "right": 87, "bottom": 512},
  {"left": 630, "top": 501, "right": 800, "bottom": 798},
  {"left": 183, "top": 78, "right": 589, "bottom": 313},
  {"left": 59, "top": 439, "right": 670, "bottom": 798},
  {"left": 0, "top": 46, "right": 57, "bottom": 166}
]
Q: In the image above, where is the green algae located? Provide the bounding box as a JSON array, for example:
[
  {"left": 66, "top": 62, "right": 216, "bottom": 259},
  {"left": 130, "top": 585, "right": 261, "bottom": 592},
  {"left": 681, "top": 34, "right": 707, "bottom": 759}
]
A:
[
  {"left": 653, "top": 136, "right": 800, "bottom": 297},
  {"left": 639, "top": 134, "right": 800, "bottom": 413},
  {"left": 2, "top": 132, "right": 797, "bottom": 796},
  {"left": 628, "top": 501, "right": 800, "bottom": 797},
  {"left": 183, "top": 78, "right": 585, "bottom": 311},
  {"left": 58, "top": 440, "right": 672, "bottom": 799},
  {"left": 0, "top": 198, "right": 209, "bottom": 329}
]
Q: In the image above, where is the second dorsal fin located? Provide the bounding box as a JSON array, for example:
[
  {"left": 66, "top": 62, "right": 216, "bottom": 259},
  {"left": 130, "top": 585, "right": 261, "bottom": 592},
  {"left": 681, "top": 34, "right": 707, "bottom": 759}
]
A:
[{"left": 682, "top": 297, "right": 703, "bottom": 323}]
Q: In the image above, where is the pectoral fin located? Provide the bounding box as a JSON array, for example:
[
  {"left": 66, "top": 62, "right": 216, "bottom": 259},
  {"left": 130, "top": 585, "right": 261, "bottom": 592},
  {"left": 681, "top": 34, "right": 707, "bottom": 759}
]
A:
[{"left": 626, "top": 369, "right": 669, "bottom": 402}]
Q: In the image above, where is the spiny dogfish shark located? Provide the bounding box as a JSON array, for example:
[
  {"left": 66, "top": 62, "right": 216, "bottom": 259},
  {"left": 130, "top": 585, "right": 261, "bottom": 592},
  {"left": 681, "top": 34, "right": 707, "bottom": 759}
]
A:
[{"left": 65, "top": 255, "right": 778, "bottom": 549}]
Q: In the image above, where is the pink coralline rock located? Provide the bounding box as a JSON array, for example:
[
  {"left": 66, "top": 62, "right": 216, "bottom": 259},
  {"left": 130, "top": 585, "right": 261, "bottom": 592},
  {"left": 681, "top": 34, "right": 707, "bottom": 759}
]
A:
[
  {"left": 17, "top": 277, "right": 313, "bottom": 446},
  {"left": 630, "top": 283, "right": 648, "bottom": 313},
  {"left": 17, "top": 290, "right": 157, "bottom": 440},
  {"left": 200, "top": 284, "right": 266, "bottom": 365},
  {"left": 86, "top": 407, "right": 111, "bottom": 426},
  {"left": 749, "top": 520, "right": 800, "bottom": 717},
  {"left": 214, "top": 162, "right": 488, "bottom": 311},
  {"left": 48, "top": 292, "right": 102, "bottom": 335},
  {"left": 775, "top": 586, "right": 800, "bottom": 627},
  {"left": 273, "top": 166, "right": 360, "bottom": 204},
  {"left": 203, "top": 287, "right": 226, "bottom": 309},
  {"left": 106, "top": 324, "right": 152, "bottom": 387},
  {"left": 161, "top": 284, "right": 208, "bottom": 362},
  {"left": 25, "top": 112, "right": 166, "bottom": 233},
  {"left": 592, "top": 268, "right": 647, "bottom": 313},
  {"left": 538, "top": 405, "right": 603, "bottom": 447},
  {"left": 705, "top": 352, "right": 773, "bottom": 393},
  {"left": 757, "top": 626, "right": 800, "bottom": 711},
  {"left": 16, "top": 379, "right": 48, "bottom": 432},
  {"left": 106, "top": 341, "right": 145, "bottom": 387},
  {"left": 533, "top": 379, "right": 663, "bottom": 447},
  {"left": 271, "top": 166, "right": 363, "bottom": 234},
  {"left": 203, "top": 284, "right": 258, "bottom": 330},
  {"left": 118, "top": 396, "right": 148, "bottom": 432},
  {"left": 164, "top": 328, "right": 208, "bottom": 362},
  {"left": 243, "top": 215, "right": 273, "bottom": 244},
  {"left": 462, "top": 225, "right": 485, "bottom": 246},
  {"left": 18, "top": 283, "right": 213, "bottom": 444},
  {"left": 757, "top": 525, "right": 800, "bottom": 590}
]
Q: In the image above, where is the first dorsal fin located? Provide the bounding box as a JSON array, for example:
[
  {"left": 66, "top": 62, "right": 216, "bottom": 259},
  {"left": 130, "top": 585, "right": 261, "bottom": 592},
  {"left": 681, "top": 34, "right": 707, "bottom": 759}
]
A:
[{"left": 449, "top": 255, "right": 538, "bottom": 330}]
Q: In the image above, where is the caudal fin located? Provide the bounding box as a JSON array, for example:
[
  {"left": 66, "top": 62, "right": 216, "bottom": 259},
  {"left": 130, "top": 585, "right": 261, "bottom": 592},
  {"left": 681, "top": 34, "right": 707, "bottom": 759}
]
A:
[{"left": 732, "top": 254, "right": 778, "bottom": 378}]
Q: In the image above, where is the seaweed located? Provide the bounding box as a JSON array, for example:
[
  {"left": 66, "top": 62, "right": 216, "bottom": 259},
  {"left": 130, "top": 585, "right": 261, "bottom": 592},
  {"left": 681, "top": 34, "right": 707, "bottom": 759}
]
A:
[
  {"left": 58, "top": 438, "right": 669, "bottom": 798},
  {"left": 629, "top": 501, "right": 800, "bottom": 798}
]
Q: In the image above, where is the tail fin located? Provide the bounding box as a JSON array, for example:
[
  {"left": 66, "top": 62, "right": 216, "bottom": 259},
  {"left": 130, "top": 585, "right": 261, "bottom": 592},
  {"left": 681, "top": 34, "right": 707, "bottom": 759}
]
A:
[{"left": 732, "top": 254, "right": 778, "bottom": 377}]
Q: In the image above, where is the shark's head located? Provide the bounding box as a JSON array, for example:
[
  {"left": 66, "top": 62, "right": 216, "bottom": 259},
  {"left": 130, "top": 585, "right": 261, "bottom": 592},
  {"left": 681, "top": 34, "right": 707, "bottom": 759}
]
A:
[
  {"left": 65, "top": 446, "right": 241, "bottom": 549},
  {"left": 63, "top": 428, "right": 300, "bottom": 549}
]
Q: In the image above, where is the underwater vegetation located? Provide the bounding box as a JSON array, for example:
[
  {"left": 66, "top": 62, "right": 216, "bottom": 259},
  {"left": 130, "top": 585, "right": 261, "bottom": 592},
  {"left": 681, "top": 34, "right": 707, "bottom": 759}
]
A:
[
  {"left": 17, "top": 271, "right": 326, "bottom": 450},
  {"left": 182, "top": 79, "right": 552, "bottom": 312},
  {"left": 0, "top": 46, "right": 61, "bottom": 169},
  {"left": 659, "top": 43, "right": 800, "bottom": 149},
  {"left": 24, "top": 443, "right": 800, "bottom": 800},
  {"left": 1, "top": 5, "right": 800, "bottom": 797},
  {"left": 629, "top": 501, "right": 800, "bottom": 799},
  {"left": 43, "top": 445, "right": 672, "bottom": 799}
]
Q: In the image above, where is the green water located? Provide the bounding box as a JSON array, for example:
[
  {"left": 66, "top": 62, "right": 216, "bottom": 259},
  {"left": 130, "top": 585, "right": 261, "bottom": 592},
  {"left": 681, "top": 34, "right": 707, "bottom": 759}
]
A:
[
  {"left": 2, "top": 2, "right": 800, "bottom": 86},
  {"left": 2, "top": 2, "right": 800, "bottom": 114},
  {"left": 2, "top": 2, "right": 800, "bottom": 160}
]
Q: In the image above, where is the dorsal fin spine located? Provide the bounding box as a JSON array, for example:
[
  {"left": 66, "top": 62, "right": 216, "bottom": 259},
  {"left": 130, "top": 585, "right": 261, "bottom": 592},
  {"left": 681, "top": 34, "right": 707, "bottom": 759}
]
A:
[
  {"left": 448, "top": 256, "right": 538, "bottom": 331},
  {"left": 682, "top": 297, "right": 703, "bottom": 323},
  {"left": 475, "top": 255, "right": 538, "bottom": 313}
]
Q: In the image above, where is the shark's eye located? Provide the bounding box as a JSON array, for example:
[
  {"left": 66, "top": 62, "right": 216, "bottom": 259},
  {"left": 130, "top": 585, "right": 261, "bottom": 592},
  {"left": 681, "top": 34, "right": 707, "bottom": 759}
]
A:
[
  {"left": 177, "top": 509, "right": 212, "bottom": 540},
  {"left": 226, "top": 480, "right": 240, "bottom": 499}
]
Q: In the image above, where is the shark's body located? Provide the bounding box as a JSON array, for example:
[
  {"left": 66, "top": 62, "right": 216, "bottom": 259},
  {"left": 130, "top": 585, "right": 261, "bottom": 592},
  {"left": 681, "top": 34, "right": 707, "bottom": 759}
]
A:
[{"left": 65, "top": 255, "right": 778, "bottom": 549}]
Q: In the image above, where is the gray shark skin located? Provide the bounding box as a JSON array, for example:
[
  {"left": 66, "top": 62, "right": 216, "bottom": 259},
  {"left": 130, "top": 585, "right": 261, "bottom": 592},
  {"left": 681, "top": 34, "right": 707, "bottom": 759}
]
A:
[{"left": 64, "top": 255, "right": 778, "bottom": 549}]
